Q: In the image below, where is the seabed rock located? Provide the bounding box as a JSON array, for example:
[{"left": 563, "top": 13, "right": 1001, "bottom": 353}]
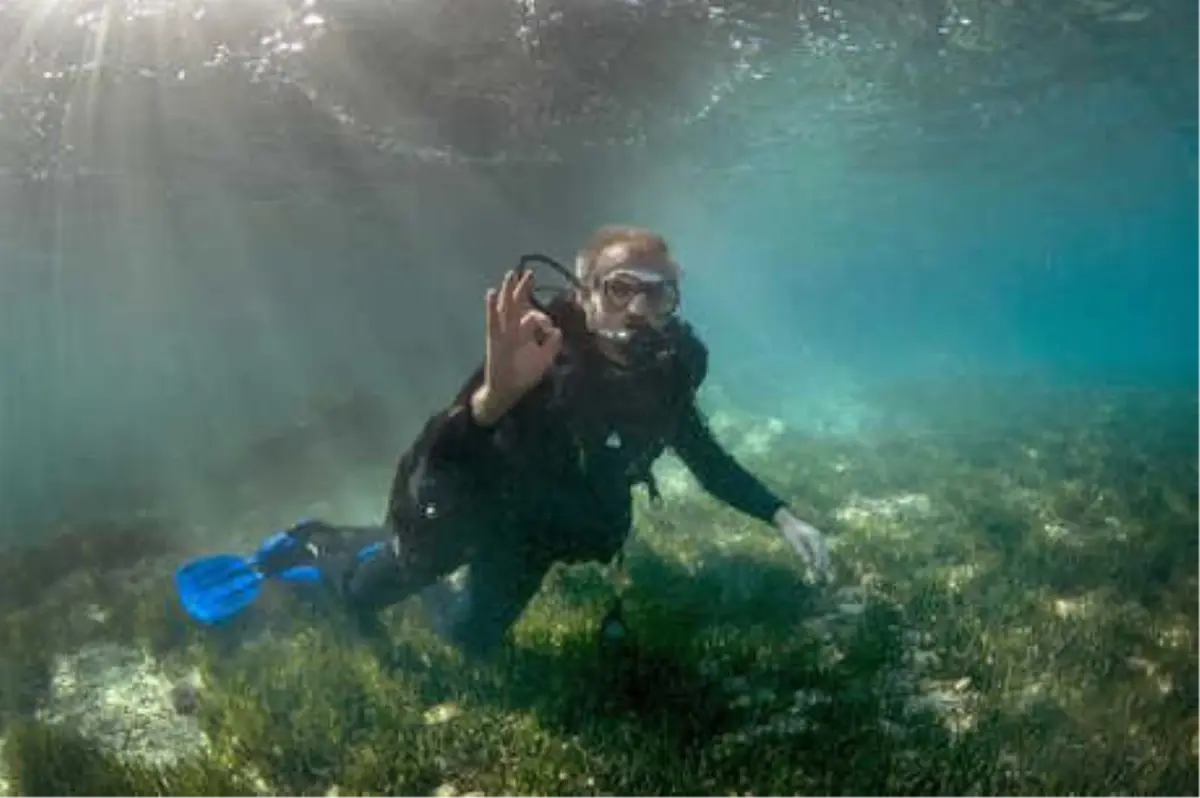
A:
[
  {"left": 34, "top": 641, "right": 209, "bottom": 769},
  {"left": 834, "top": 492, "right": 935, "bottom": 526}
]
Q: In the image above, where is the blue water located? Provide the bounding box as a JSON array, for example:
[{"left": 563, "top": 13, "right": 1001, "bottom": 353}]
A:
[
  {"left": 687, "top": 85, "right": 1194, "bottom": 390},
  {"left": 0, "top": 1, "right": 1194, "bottom": 534}
]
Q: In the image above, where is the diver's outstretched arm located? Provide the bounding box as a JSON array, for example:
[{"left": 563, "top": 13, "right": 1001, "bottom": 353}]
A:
[{"left": 669, "top": 401, "right": 787, "bottom": 524}]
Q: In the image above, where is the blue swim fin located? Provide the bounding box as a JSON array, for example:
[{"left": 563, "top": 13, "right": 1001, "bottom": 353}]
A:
[{"left": 175, "top": 525, "right": 387, "bottom": 626}]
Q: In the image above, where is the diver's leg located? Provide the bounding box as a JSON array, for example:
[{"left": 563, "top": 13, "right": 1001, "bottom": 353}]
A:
[
  {"left": 252, "top": 519, "right": 389, "bottom": 581},
  {"left": 340, "top": 536, "right": 445, "bottom": 615},
  {"left": 442, "top": 539, "right": 556, "bottom": 659},
  {"left": 255, "top": 515, "right": 470, "bottom": 653},
  {"left": 342, "top": 488, "right": 489, "bottom": 607},
  {"left": 272, "top": 430, "right": 493, "bottom": 641}
]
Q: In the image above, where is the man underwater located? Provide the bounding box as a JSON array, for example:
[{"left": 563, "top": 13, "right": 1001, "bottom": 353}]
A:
[{"left": 178, "top": 225, "right": 833, "bottom": 657}]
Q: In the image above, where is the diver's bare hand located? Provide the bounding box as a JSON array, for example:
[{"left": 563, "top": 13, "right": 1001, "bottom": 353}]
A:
[
  {"left": 471, "top": 269, "right": 562, "bottom": 426},
  {"left": 774, "top": 508, "right": 833, "bottom": 584}
]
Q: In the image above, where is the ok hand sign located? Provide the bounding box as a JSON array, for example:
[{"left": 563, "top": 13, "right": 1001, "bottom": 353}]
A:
[{"left": 471, "top": 269, "right": 563, "bottom": 425}]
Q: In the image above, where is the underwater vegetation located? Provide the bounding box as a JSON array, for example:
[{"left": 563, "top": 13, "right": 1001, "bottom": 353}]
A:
[{"left": 0, "top": 380, "right": 1195, "bottom": 797}]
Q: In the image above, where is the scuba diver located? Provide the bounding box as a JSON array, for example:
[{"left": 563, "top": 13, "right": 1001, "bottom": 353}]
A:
[{"left": 176, "top": 225, "right": 834, "bottom": 658}]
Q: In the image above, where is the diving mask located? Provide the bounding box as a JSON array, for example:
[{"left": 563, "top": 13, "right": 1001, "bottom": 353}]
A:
[
  {"left": 512, "top": 252, "right": 682, "bottom": 370},
  {"left": 597, "top": 268, "right": 680, "bottom": 317}
]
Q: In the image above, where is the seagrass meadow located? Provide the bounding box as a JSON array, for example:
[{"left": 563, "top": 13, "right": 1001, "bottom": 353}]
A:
[{"left": 0, "top": 378, "right": 1194, "bottom": 797}]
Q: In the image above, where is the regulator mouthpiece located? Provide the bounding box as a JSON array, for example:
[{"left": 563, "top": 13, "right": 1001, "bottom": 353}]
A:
[
  {"left": 596, "top": 328, "right": 634, "bottom": 344},
  {"left": 598, "top": 320, "right": 677, "bottom": 370}
]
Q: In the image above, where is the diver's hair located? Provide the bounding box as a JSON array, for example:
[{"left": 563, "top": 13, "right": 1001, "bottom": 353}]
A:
[{"left": 574, "top": 225, "right": 679, "bottom": 286}]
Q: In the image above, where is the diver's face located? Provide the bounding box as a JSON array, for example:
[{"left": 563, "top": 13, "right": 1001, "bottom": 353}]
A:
[
  {"left": 579, "top": 244, "right": 681, "bottom": 365},
  {"left": 581, "top": 245, "right": 680, "bottom": 337}
]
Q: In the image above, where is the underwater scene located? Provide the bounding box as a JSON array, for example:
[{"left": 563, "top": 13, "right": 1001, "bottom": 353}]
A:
[{"left": 0, "top": 0, "right": 1196, "bottom": 795}]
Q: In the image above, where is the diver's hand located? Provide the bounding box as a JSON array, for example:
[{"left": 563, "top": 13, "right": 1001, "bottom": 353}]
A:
[
  {"left": 471, "top": 269, "right": 562, "bottom": 426},
  {"left": 773, "top": 508, "right": 833, "bottom": 583}
]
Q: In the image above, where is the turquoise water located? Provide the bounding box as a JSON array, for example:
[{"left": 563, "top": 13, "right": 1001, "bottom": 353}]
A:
[{"left": 0, "top": 1, "right": 1194, "bottom": 529}]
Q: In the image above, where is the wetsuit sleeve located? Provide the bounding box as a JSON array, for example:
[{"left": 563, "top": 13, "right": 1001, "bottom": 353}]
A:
[
  {"left": 419, "top": 296, "right": 581, "bottom": 470},
  {"left": 666, "top": 333, "right": 786, "bottom": 524},
  {"left": 418, "top": 365, "right": 503, "bottom": 466},
  {"left": 386, "top": 363, "right": 518, "bottom": 530},
  {"left": 669, "top": 402, "right": 787, "bottom": 524}
]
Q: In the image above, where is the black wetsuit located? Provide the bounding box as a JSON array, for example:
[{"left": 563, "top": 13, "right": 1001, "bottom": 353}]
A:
[{"left": 305, "top": 297, "right": 786, "bottom": 655}]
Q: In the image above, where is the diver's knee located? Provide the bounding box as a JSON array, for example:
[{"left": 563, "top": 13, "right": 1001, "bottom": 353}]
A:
[
  {"left": 441, "top": 591, "right": 520, "bottom": 660},
  {"left": 446, "top": 619, "right": 509, "bottom": 661}
]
